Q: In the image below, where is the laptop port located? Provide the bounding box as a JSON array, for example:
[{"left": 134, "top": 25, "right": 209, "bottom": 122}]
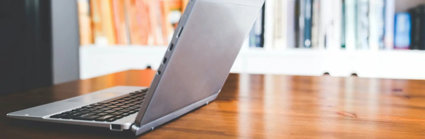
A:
[
  {"left": 169, "top": 44, "right": 174, "bottom": 51},
  {"left": 110, "top": 124, "right": 123, "bottom": 131},
  {"left": 176, "top": 26, "right": 184, "bottom": 38},
  {"left": 162, "top": 57, "right": 167, "bottom": 64}
]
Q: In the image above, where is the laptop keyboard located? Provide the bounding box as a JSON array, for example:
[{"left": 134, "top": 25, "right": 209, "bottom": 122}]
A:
[{"left": 50, "top": 89, "right": 148, "bottom": 122}]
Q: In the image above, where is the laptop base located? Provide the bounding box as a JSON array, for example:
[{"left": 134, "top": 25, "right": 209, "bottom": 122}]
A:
[
  {"left": 7, "top": 86, "right": 146, "bottom": 131},
  {"left": 131, "top": 92, "right": 219, "bottom": 136}
]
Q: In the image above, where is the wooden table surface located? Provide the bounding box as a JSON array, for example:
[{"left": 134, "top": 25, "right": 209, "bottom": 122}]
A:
[{"left": 1, "top": 70, "right": 425, "bottom": 138}]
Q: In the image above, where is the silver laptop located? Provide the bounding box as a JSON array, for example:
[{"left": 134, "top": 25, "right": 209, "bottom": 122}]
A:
[{"left": 7, "top": 0, "right": 264, "bottom": 136}]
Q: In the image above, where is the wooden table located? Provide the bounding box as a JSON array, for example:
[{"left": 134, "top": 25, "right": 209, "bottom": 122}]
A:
[{"left": 1, "top": 70, "right": 425, "bottom": 138}]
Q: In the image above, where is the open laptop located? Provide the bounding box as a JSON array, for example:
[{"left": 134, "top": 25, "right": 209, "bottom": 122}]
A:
[{"left": 7, "top": 0, "right": 265, "bottom": 136}]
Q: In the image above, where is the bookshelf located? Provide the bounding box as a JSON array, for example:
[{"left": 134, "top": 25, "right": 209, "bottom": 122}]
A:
[{"left": 79, "top": 0, "right": 425, "bottom": 80}]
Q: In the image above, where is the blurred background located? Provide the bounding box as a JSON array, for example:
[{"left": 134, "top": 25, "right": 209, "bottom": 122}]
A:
[
  {"left": 77, "top": 0, "right": 425, "bottom": 80},
  {"left": 1, "top": 0, "right": 425, "bottom": 94}
]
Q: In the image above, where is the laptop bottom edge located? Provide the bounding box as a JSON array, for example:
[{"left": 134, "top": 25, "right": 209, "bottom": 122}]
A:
[
  {"left": 131, "top": 92, "right": 220, "bottom": 136},
  {"left": 7, "top": 113, "right": 137, "bottom": 131}
]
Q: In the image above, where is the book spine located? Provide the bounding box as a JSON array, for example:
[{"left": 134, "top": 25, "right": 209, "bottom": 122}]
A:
[
  {"left": 298, "top": 0, "right": 305, "bottom": 48},
  {"left": 384, "top": 0, "right": 395, "bottom": 50},
  {"left": 369, "top": 0, "right": 385, "bottom": 50},
  {"left": 260, "top": 5, "right": 266, "bottom": 48},
  {"left": 330, "top": 0, "right": 342, "bottom": 50},
  {"left": 147, "top": 1, "right": 165, "bottom": 46},
  {"left": 249, "top": 10, "right": 264, "bottom": 48},
  {"left": 408, "top": 8, "right": 417, "bottom": 49},
  {"left": 303, "top": 0, "right": 313, "bottom": 48},
  {"left": 101, "top": 0, "right": 116, "bottom": 45},
  {"left": 91, "top": 0, "right": 107, "bottom": 45},
  {"left": 112, "top": 0, "right": 129, "bottom": 45},
  {"left": 318, "top": 0, "right": 326, "bottom": 49},
  {"left": 394, "top": 13, "right": 411, "bottom": 49},
  {"left": 263, "top": 0, "right": 275, "bottom": 49},
  {"left": 356, "top": 0, "right": 369, "bottom": 50},
  {"left": 77, "top": 0, "right": 93, "bottom": 46},
  {"left": 249, "top": 26, "right": 256, "bottom": 47},
  {"left": 344, "top": 0, "right": 357, "bottom": 50},
  {"left": 420, "top": 6, "right": 425, "bottom": 50},
  {"left": 341, "top": 0, "right": 346, "bottom": 49},
  {"left": 409, "top": 7, "right": 421, "bottom": 50},
  {"left": 311, "top": 0, "right": 320, "bottom": 49},
  {"left": 318, "top": 0, "right": 342, "bottom": 50},
  {"left": 272, "top": 0, "right": 285, "bottom": 49},
  {"left": 285, "top": 0, "right": 297, "bottom": 48}
]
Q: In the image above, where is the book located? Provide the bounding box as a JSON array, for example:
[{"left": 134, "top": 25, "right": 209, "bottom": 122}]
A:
[
  {"left": 409, "top": 5, "right": 425, "bottom": 50},
  {"left": 311, "top": 0, "right": 320, "bottom": 49},
  {"left": 384, "top": 0, "right": 395, "bottom": 50},
  {"left": 112, "top": 0, "right": 129, "bottom": 45},
  {"left": 146, "top": 1, "right": 165, "bottom": 46},
  {"left": 249, "top": 6, "right": 264, "bottom": 48},
  {"left": 77, "top": 0, "right": 191, "bottom": 46},
  {"left": 394, "top": 13, "right": 411, "bottom": 50},
  {"left": 344, "top": 0, "right": 357, "bottom": 50},
  {"left": 99, "top": 0, "right": 116, "bottom": 45},
  {"left": 271, "top": 0, "right": 284, "bottom": 49},
  {"left": 77, "top": 0, "right": 93, "bottom": 46},
  {"left": 356, "top": 0, "right": 369, "bottom": 50},
  {"left": 259, "top": 5, "right": 266, "bottom": 48},
  {"left": 319, "top": 0, "right": 342, "bottom": 50},
  {"left": 90, "top": 0, "right": 108, "bottom": 45},
  {"left": 303, "top": 0, "right": 313, "bottom": 48},
  {"left": 159, "top": 0, "right": 175, "bottom": 45},
  {"left": 409, "top": 6, "right": 420, "bottom": 50},
  {"left": 296, "top": 0, "right": 304, "bottom": 48},
  {"left": 341, "top": 0, "right": 346, "bottom": 49},
  {"left": 285, "top": 0, "right": 297, "bottom": 49},
  {"left": 125, "top": 0, "right": 150, "bottom": 45},
  {"left": 264, "top": 0, "right": 283, "bottom": 49},
  {"left": 369, "top": 0, "right": 385, "bottom": 50},
  {"left": 264, "top": 0, "right": 295, "bottom": 49},
  {"left": 419, "top": 6, "right": 425, "bottom": 50},
  {"left": 159, "top": 0, "right": 187, "bottom": 44}
]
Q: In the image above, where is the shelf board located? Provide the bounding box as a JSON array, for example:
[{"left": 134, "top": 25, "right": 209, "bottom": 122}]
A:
[{"left": 80, "top": 46, "right": 425, "bottom": 80}]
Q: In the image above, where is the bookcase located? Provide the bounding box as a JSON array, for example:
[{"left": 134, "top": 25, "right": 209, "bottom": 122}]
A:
[
  {"left": 0, "top": 0, "right": 80, "bottom": 94},
  {"left": 79, "top": 0, "right": 425, "bottom": 80}
]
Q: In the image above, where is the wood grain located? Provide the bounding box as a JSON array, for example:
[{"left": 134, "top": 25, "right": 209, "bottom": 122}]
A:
[{"left": 1, "top": 70, "right": 425, "bottom": 138}]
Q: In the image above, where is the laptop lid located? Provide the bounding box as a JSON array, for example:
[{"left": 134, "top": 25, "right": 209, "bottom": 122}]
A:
[{"left": 135, "top": 0, "right": 265, "bottom": 126}]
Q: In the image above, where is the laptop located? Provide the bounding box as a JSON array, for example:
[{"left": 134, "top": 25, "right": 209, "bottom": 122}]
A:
[{"left": 7, "top": 0, "right": 264, "bottom": 136}]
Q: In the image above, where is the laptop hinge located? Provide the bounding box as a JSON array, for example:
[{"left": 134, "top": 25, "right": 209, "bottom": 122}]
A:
[
  {"left": 130, "top": 124, "right": 140, "bottom": 133},
  {"left": 130, "top": 93, "right": 219, "bottom": 135}
]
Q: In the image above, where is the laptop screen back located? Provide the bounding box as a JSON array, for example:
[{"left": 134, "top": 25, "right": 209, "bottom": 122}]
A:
[{"left": 137, "top": 0, "right": 264, "bottom": 125}]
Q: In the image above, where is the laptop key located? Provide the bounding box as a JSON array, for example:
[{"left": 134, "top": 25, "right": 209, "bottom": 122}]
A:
[
  {"left": 84, "top": 115, "right": 100, "bottom": 120},
  {"left": 111, "top": 112, "right": 123, "bottom": 115},
  {"left": 106, "top": 118, "right": 117, "bottom": 122},
  {"left": 95, "top": 115, "right": 114, "bottom": 121},
  {"left": 104, "top": 110, "right": 115, "bottom": 113},
  {"left": 97, "top": 112, "right": 108, "bottom": 116},
  {"left": 74, "top": 113, "right": 97, "bottom": 120},
  {"left": 50, "top": 114, "right": 65, "bottom": 118}
]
